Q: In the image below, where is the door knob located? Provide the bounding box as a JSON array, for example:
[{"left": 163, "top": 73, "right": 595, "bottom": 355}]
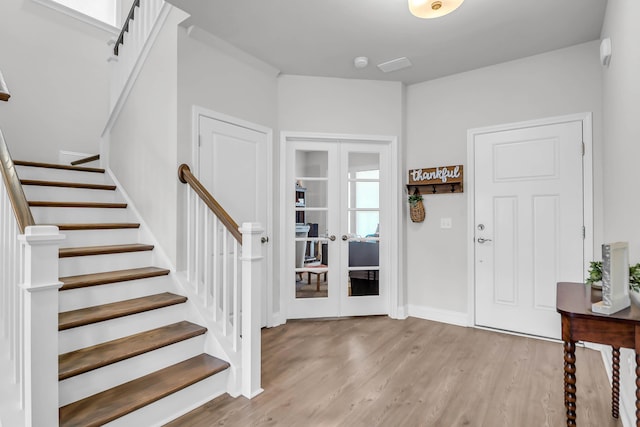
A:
[
  {"left": 342, "top": 235, "right": 349, "bottom": 241},
  {"left": 261, "top": 236, "right": 269, "bottom": 244},
  {"left": 477, "top": 237, "right": 492, "bottom": 244},
  {"left": 328, "top": 235, "right": 336, "bottom": 241}
]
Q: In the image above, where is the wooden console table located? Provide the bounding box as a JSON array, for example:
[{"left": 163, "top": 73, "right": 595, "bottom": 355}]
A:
[{"left": 556, "top": 281, "right": 640, "bottom": 426}]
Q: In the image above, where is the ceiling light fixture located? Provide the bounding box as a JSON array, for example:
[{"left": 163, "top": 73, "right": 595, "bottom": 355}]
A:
[{"left": 408, "top": 0, "right": 464, "bottom": 19}]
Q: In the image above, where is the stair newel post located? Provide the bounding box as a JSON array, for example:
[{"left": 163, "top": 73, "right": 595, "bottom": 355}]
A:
[
  {"left": 239, "top": 222, "right": 264, "bottom": 398},
  {"left": 19, "top": 225, "right": 65, "bottom": 427}
]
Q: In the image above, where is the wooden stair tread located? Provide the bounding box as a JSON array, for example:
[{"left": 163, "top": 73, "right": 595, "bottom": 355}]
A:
[
  {"left": 54, "top": 223, "right": 140, "bottom": 230},
  {"left": 14, "top": 160, "right": 104, "bottom": 173},
  {"left": 21, "top": 179, "right": 116, "bottom": 190},
  {"left": 59, "top": 321, "right": 207, "bottom": 380},
  {"left": 60, "top": 267, "right": 170, "bottom": 291},
  {"left": 29, "top": 201, "right": 127, "bottom": 208},
  {"left": 58, "top": 292, "right": 187, "bottom": 330},
  {"left": 58, "top": 354, "right": 229, "bottom": 427},
  {"left": 59, "top": 243, "right": 154, "bottom": 258}
]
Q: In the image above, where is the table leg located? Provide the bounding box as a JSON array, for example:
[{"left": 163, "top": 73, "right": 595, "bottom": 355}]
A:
[
  {"left": 611, "top": 346, "right": 620, "bottom": 418},
  {"left": 612, "top": 347, "right": 620, "bottom": 419},
  {"left": 564, "top": 340, "right": 577, "bottom": 426},
  {"left": 636, "top": 353, "right": 640, "bottom": 426}
]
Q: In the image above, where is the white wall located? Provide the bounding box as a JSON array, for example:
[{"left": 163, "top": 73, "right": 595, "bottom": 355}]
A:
[
  {"left": 600, "top": 1, "right": 640, "bottom": 425},
  {"left": 109, "top": 8, "right": 187, "bottom": 266},
  {"left": 278, "top": 75, "right": 403, "bottom": 137},
  {"left": 177, "top": 28, "right": 278, "bottom": 142},
  {"left": 405, "top": 41, "right": 603, "bottom": 316},
  {"left": 0, "top": 0, "right": 109, "bottom": 162}
]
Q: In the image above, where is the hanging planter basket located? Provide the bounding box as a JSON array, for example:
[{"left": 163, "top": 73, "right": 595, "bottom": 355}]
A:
[{"left": 408, "top": 189, "right": 425, "bottom": 223}]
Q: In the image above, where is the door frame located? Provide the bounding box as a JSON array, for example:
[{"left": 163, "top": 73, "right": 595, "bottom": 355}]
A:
[
  {"left": 192, "top": 105, "right": 274, "bottom": 326},
  {"left": 279, "top": 131, "right": 401, "bottom": 322},
  {"left": 466, "top": 113, "right": 594, "bottom": 328}
]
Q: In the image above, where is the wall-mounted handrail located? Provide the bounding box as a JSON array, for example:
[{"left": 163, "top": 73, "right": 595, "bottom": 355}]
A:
[
  {"left": 114, "top": 0, "right": 141, "bottom": 56},
  {"left": 0, "top": 70, "right": 10, "bottom": 101},
  {"left": 71, "top": 154, "right": 100, "bottom": 166},
  {"left": 178, "top": 163, "right": 242, "bottom": 244},
  {"left": 0, "top": 130, "right": 35, "bottom": 232}
]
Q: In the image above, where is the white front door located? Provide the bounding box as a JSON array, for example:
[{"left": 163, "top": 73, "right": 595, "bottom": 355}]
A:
[
  {"left": 473, "top": 119, "right": 585, "bottom": 339},
  {"left": 285, "top": 138, "right": 390, "bottom": 319},
  {"left": 197, "top": 113, "right": 271, "bottom": 325}
]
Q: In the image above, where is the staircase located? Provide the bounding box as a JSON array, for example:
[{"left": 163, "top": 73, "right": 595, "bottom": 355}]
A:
[{"left": 15, "top": 160, "right": 230, "bottom": 426}]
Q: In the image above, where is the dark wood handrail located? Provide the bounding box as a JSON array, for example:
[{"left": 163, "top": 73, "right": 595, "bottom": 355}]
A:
[
  {"left": 114, "top": 0, "right": 141, "bottom": 56},
  {"left": 0, "top": 130, "right": 36, "bottom": 233},
  {"left": 71, "top": 154, "right": 100, "bottom": 166},
  {"left": 178, "top": 164, "right": 242, "bottom": 244},
  {"left": 0, "top": 70, "right": 10, "bottom": 102}
]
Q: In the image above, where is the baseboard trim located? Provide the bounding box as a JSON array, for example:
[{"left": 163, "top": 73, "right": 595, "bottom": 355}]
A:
[
  {"left": 395, "top": 305, "right": 408, "bottom": 320},
  {"left": 269, "top": 312, "right": 286, "bottom": 328},
  {"left": 407, "top": 305, "right": 468, "bottom": 327}
]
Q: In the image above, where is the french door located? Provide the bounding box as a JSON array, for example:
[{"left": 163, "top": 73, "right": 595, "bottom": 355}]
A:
[{"left": 286, "top": 139, "right": 390, "bottom": 319}]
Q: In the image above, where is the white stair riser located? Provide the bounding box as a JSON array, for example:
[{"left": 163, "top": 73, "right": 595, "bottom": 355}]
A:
[
  {"left": 103, "top": 369, "right": 229, "bottom": 427},
  {"left": 31, "top": 206, "right": 132, "bottom": 224},
  {"left": 59, "top": 276, "right": 172, "bottom": 312},
  {"left": 23, "top": 185, "right": 120, "bottom": 203},
  {"left": 59, "top": 250, "right": 155, "bottom": 277},
  {"left": 60, "top": 228, "right": 141, "bottom": 247},
  {"left": 59, "top": 304, "right": 187, "bottom": 354},
  {"left": 59, "top": 335, "right": 206, "bottom": 406},
  {"left": 16, "top": 166, "right": 109, "bottom": 185}
]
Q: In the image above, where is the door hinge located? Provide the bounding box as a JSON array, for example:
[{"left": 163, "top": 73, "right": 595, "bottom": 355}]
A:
[
  {"left": 198, "top": 135, "right": 202, "bottom": 147},
  {"left": 582, "top": 226, "right": 586, "bottom": 239},
  {"left": 582, "top": 141, "right": 585, "bottom": 156}
]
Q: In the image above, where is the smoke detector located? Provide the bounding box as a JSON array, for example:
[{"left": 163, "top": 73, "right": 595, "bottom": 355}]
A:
[{"left": 354, "top": 57, "right": 369, "bottom": 69}]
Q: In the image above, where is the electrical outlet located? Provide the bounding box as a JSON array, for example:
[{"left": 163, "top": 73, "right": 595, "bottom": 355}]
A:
[{"left": 441, "top": 218, "right": 452, "bottom": 229}]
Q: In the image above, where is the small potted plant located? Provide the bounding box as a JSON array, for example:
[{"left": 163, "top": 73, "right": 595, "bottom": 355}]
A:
[
  {"left": 408, "top": 191, "right": 425, "bottom": 223},
  {"left": 629, "top": 263, "right": 640, "bottom": 293},
  {"left": 586, "top": 261, "right": 602, "bottom": 289},
  {"left": 586, "top": 261, "right": 640, "bottom": 293}
]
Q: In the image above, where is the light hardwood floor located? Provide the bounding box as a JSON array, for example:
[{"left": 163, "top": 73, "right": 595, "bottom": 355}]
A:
[{"left": 166, "top": 316, "right": 622, "bottom": 427}]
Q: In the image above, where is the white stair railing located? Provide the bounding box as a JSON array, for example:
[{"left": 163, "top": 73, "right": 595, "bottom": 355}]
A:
[
  {"left": 0, "top": 129, "right": 64, "bottom": 427},
  {"left": 178, "top": 164, "right": 263, "bottom": 399}
]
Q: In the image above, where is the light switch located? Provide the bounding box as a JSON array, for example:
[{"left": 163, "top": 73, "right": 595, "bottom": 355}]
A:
[{"left": 441, "top": 218, "right": 452, "bottom": 229}]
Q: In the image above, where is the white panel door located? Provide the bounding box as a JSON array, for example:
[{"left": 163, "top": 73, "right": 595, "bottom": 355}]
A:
[
  {"left": 474, "top": 120, "right": 584, "bottom": 339},
  {"left": 198, "top": 115, "right": 269, "bottom": 324},
  {"left": 198, "top": 117, "right": 267, "bottom": 227}
]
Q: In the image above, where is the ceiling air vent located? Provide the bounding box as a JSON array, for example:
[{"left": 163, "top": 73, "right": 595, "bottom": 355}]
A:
[{"left": 377, "top": 57, "right": 412, "bottom": 73}]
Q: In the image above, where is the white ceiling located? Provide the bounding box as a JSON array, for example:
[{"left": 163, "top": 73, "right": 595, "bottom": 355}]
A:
[{"left": 168, "top": 0, "right": 608, "bottom": 85}]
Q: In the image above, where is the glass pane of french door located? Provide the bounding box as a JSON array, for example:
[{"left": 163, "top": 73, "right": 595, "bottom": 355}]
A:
[
  {"left": 293, "top": 149, "right": 331, "bottom": 300},
  {"left": 345, "top": 152, "right": 380, "bottom": 298}
]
